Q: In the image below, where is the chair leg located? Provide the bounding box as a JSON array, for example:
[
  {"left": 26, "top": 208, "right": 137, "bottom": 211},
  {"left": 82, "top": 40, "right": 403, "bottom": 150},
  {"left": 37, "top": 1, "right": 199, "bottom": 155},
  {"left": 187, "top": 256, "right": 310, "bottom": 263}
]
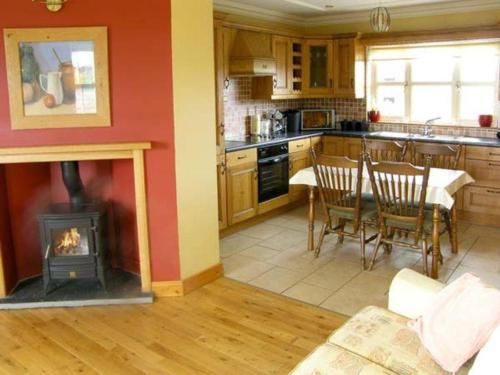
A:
[
  {"left": 337, "top": 219, "right": 345, "bottom": 244},
  {"left": 383, "top": 227, "right": 392, "bottom": 254},
  {"left": 315, "top": 223, "right": 328, "bottom": 258},
  {"left": 444, "top": 210, "right": 453, "bottom": 247},
  {"left": 360, "top": 223, "right": 366, "bottom": 270},
  {"left": 368, "top": 232, "right": 383, "bottom": 271},
  {"left": 421, "top": 236, "right": 428, "bottom": 276}
]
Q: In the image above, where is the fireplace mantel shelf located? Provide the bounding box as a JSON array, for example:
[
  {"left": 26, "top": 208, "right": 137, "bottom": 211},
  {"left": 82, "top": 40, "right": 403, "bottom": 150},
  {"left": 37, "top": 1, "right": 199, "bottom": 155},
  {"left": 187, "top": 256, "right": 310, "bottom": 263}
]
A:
[
  {"left": 0, "top": 141, "right": 153, "bottom": 296},
  {"left": 0, "top": 142, "right": 151, "bottom": 164}
]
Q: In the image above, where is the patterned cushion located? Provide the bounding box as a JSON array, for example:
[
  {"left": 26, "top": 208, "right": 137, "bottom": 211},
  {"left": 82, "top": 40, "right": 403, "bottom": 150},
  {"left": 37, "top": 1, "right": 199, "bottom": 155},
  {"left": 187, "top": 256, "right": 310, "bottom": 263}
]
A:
[
  {"left": 289, "top": 344, "right": 397, "bottom": 375},
  {"left": 328, "top": 306, "right": 450, "bottom": 375}
]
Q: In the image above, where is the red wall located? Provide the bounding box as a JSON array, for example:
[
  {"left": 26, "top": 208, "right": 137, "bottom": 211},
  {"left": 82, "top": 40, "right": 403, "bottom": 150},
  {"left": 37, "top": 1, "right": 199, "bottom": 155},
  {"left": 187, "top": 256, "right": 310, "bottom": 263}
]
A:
[{"left": 0, "top": 1, "right": 180, "bottom": 281}]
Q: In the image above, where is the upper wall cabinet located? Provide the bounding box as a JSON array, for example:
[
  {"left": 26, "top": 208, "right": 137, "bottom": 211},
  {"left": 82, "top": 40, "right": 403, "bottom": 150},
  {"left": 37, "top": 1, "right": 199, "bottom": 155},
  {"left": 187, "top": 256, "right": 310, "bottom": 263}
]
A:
[
  {"left": 303, "top": 39, "right": 334, "bottom": 97},
  {"left": 252, "top": 37, "right": 303, "bottom": 100},
  {"left": 333, "top": 36, "right": 365, "bottom": 99},
  {"left": 214, "top": 25, "right": 236, "bottom": 155}
]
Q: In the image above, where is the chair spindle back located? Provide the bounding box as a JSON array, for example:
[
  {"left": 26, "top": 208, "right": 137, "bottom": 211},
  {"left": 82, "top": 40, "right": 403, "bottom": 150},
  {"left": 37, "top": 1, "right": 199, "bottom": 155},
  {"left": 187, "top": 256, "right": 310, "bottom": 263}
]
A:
[
  {"left": 311, "top": 149, "right": 363, "bottom": 226},
  {"left": 412, "top": 142, "right": 462, "bottom": 170},
  {"left": 363, "top": 139, "right": 408, "bottom": 162},
  {"left": 365, "top": 155, "right": 432, "bottom": 240}
]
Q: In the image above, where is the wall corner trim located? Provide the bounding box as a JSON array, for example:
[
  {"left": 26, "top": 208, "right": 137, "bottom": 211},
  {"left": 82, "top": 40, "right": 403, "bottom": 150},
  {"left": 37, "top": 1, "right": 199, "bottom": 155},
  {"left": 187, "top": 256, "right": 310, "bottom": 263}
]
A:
[{"left": 152, "top": 263, "right": 224, "bottom": 298}]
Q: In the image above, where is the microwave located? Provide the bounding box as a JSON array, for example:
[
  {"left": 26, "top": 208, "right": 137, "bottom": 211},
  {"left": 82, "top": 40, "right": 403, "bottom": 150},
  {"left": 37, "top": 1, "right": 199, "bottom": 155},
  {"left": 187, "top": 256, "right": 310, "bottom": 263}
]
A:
[{"left": 301, "top": 109, "right": 336, "bottom": 131}]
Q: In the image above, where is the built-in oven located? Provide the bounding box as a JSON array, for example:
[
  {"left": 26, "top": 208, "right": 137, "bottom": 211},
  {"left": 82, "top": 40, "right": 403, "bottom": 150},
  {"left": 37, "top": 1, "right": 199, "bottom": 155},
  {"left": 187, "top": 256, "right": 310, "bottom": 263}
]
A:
[{"left": 257, "top": 143, "right": 289, "bottom": 203}]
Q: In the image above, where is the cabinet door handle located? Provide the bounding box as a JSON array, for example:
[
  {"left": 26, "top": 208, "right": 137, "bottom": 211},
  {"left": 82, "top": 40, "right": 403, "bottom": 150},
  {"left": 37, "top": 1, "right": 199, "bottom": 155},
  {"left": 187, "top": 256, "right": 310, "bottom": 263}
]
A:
[
  {"left": 488, "top": 162, "right": 500, "bottom": 167},
  {"left": 220, "top": 123, "right": 225, "bottom": 136},
  {"left": 254, "top": 168, "right": 258, "bottom": 180},
  {"left": 262, "top": 64, "right": 268, "bottom": 69},
  {"left": 289, "top": 161, "right": 293, "bottom": 172},
  {"left": 273, "top": 78, "right": 277, "bottom": 89},
  {"left": 224, "top": 78, "right": 230, "bottom": 90},
  {"left": 220, "top": 162, "right": 226, "bottom": 175},
  {"left": 237, "top": 155, "right": 247, "bottom": 160},
  {"left": 487, "top": 189, "right": 500, "bottom": 194},
  {"left": 489, "top": 152, "right": 500, "bottom": 157}
]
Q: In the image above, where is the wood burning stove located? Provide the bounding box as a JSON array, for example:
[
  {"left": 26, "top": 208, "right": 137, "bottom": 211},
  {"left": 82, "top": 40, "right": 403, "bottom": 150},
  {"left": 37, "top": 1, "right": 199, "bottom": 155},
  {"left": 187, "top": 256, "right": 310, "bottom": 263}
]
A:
[{"left": 37, "top": 162, "right": 109, "bottom": 294}]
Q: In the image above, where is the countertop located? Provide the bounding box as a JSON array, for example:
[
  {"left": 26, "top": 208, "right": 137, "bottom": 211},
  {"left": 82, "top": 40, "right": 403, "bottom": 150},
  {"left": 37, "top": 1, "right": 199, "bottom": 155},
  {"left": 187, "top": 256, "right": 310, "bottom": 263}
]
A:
[{"left": 225, "top": 130, "right": 500, "bottom": 152}]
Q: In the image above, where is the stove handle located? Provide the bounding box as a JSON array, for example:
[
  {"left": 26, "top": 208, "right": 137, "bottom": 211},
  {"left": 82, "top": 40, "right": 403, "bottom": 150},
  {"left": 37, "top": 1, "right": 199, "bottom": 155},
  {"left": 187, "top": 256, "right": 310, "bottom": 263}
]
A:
[
  {"left": 258, "top": 155, "right": 289, "bottom": 166},
  {"left": 45, "top": 244, "right": 51, "bottom": 259}
]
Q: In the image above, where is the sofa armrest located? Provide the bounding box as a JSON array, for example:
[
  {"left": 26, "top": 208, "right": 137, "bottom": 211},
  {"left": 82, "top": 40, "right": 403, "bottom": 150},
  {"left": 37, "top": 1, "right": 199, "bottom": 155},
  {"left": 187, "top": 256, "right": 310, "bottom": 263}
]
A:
[{"left": 388, "top": 268, "right": 445, "bottom": 319}]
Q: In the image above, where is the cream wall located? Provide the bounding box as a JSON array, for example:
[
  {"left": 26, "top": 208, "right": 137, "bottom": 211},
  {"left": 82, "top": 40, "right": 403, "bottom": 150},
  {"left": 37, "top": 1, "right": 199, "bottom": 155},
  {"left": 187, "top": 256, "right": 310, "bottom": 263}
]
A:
[{"left": 171, "top": 0, "right": 220, "bottom": 279}]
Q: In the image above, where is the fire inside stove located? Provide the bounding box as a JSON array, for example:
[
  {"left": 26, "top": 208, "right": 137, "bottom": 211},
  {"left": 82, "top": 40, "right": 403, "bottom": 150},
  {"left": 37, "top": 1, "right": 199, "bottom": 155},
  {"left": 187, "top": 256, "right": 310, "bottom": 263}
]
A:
[{"left": 51, "top": 228, "right": 90, "bottom": 256}]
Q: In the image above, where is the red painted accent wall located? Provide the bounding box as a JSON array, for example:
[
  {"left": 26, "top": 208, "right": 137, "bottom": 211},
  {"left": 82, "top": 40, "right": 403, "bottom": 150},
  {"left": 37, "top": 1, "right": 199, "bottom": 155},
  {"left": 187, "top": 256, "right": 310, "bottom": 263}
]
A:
[{"left": 0, "top": 1, "right": 180, "bottom": 281}]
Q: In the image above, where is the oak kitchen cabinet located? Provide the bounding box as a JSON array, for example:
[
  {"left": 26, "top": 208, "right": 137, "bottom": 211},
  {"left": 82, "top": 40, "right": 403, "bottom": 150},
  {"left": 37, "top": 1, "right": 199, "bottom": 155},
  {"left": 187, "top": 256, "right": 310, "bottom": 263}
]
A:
[
  {"left": 289, "top": 138, "right": 312, "bottom": 202},
  {"left": 252, "top": 37, "right": 304, "bottom": 99},
  {"left": 321, "top": 136, "right": 344, "bottom": 156},
  {"left": 226, "top": 148, "right": 258, "bottom": 225},
  {"left": 463, "top": 146, "right": 500, "bottom": 220},
  {"left": 333, "top": 36, "right": 365, "bottom": 99},
  {"left": 343, "top": 137, "right": 363, "bottom": 159},
  {"left": 214, "top": 24, "right": 235, "bottom": 155},
  {"left": 217, "top": 154, "right": 228, "bottom": 229},
  {"left": 303, "top": 39, "right": 334, "bottom": 97}
]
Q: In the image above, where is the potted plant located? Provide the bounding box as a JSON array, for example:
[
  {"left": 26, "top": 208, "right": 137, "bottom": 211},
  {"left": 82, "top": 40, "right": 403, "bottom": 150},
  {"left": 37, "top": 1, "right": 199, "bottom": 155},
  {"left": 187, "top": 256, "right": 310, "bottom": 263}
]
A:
[
  {"left": 479, "top": 114, "right": 493, "bottom": 128},
  {"left": 368, "top": 108, "right": 381, "bottom": 123}
]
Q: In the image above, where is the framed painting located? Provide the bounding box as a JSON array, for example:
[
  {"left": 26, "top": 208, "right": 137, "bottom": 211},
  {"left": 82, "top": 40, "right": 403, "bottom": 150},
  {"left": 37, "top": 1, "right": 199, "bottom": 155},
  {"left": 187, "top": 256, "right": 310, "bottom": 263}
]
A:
[{"left": 3, "top": 27, "right": 110, "bottom": 130}]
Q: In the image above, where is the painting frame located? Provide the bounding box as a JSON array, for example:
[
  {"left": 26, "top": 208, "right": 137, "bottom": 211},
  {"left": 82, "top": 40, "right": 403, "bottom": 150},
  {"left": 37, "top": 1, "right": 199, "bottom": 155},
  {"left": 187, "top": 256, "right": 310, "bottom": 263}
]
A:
[{"left": 4, "top": 26, "right": 111, "bottom": 130}]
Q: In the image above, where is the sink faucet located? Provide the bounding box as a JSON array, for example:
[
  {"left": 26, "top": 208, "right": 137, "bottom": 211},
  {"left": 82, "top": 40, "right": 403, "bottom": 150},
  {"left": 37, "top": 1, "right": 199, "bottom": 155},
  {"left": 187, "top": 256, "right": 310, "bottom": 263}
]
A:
[{"left": 423, "top": 117, "right": 441, "bottom": 136}]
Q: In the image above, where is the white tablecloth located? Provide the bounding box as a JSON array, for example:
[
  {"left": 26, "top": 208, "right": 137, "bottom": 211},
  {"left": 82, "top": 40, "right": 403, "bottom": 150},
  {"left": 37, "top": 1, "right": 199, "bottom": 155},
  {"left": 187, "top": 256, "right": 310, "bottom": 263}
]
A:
[{"left": 289, "top": 166, "right": 475, "bottom": 210}]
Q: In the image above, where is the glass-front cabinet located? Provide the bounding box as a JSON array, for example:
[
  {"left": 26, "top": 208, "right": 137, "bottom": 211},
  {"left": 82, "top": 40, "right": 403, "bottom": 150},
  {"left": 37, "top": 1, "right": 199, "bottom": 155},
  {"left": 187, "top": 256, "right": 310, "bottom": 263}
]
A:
[{"left": 304, "top": 39, "right": 333, "bottom": 96}]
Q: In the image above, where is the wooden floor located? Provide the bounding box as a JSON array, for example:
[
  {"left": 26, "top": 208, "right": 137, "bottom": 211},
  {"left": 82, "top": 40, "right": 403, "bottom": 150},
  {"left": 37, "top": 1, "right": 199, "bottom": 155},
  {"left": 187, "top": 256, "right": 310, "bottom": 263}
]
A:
[{"left": 0, "top": 278, "right": 347, "bottom": 374}]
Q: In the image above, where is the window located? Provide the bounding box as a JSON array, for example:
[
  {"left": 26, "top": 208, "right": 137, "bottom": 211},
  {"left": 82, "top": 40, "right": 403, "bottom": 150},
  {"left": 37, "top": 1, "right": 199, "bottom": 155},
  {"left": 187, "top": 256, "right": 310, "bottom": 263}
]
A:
[{"left": 369, "top": 43, "right": 500, "bottom": 125}]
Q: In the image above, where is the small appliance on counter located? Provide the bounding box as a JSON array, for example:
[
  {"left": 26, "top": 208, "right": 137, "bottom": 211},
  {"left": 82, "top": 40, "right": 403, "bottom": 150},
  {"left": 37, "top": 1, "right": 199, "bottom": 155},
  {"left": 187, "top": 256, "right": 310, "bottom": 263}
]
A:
[
  {"left": 301, "top": 109, "right": 336, "bottom": 131},
  {"left": 285, "top": 110, "right": 301, "bottom": 133},
  {"left": 340, "top": 119, "right": 369, "bottom": 132},
  {"left": 269, "top": 109, "right": 286, "bottom": 136}
]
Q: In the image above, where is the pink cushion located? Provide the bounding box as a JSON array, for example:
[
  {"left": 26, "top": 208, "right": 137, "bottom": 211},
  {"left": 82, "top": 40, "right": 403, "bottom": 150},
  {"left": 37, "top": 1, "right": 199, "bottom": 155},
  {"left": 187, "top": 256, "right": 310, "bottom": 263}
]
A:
[{"left": 408, "top": 273, "right": 500, "bottom": 373}]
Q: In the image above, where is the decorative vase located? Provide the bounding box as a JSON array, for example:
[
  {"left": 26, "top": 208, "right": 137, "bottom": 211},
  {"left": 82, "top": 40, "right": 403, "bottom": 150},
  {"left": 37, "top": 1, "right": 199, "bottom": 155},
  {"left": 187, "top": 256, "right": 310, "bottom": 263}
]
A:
[
  {"left": 20, "top": 44, "right": 40, "bottom": 84},
  {"left": 479, "top": 115, "right": 493, "bottom": 127},
  {"left": 368, "top": 110, "right": 381, "bottom": 123},
  {"left": 60, "top": 62, "right": 76, "bottom": 103}
]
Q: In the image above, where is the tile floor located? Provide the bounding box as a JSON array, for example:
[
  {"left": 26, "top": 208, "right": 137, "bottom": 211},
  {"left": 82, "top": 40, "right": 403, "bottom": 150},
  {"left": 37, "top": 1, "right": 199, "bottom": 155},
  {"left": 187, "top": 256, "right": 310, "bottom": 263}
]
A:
[{"left": 220, "top": 204, "right": 500, "bottom": 316}]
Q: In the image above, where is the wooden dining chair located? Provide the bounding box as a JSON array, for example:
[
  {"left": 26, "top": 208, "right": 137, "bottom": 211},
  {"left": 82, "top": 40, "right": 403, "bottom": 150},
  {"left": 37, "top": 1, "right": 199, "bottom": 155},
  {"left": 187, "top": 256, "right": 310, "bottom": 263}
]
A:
[
  {"left": 411, "top": 142, "right": 462, "bottom": 170},
  {"left": 363, "top": 139, "right": 408, "bottom": 162},
  {"left": 310, "top": 149, "right": 378, "bottom": 269},
  {"left": 364, "top": 154, "right": 433, "bottom": 275},
  {"left": 411, "top": 142, "right": 462, "bottom": 255}
]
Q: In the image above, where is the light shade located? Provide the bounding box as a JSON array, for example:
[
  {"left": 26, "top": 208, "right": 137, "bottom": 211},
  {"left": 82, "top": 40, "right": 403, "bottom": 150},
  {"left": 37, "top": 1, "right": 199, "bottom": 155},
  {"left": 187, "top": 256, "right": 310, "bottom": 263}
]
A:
[{"left": 370, "top": 7, "right": 391, "bottom": 33}]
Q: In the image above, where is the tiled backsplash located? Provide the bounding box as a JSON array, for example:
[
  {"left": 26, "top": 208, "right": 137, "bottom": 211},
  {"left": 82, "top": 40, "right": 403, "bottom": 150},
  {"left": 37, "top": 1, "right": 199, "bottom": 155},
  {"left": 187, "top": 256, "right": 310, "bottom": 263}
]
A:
[
  {"left": 223, "top": 77, "right": 499, "bottom": 139},
  {"left": 223, "top": 77, "right": 366, "bottom": 139}
]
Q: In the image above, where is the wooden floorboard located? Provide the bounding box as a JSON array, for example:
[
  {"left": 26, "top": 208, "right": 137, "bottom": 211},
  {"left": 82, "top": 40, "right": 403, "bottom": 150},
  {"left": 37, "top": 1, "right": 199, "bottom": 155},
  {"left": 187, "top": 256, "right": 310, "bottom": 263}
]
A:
[{"left": 0, "top": 278, "right": 347, "bottom": 374}]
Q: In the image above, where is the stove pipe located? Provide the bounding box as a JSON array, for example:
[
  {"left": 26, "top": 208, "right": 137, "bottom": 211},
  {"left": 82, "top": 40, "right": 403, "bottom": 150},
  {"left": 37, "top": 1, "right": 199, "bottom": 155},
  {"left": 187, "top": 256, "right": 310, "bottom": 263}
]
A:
[{"left": 61, "top": 161, "right": 88, "bottom": 206}]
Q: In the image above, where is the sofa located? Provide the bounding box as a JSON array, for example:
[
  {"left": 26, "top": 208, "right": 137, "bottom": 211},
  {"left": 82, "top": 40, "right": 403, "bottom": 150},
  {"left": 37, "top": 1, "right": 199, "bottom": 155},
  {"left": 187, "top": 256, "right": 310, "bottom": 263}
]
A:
[{"left": 290, "top": 268, "right": 499, "bottom": 374}]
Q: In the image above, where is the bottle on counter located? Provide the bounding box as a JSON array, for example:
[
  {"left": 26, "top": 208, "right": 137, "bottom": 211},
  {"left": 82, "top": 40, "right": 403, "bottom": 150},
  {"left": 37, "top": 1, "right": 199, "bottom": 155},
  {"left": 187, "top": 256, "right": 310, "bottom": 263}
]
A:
[{"left": 250, "top": 108, "right": 261, "bottom": 136}]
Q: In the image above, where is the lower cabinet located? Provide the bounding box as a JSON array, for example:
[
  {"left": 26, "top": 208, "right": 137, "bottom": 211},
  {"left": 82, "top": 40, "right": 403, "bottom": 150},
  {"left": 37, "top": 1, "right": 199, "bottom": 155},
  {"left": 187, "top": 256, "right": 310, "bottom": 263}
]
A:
[
  {"left": 343, "top": 138, "right": 362, "bottom": 160},
  {"left": 217, "top": 154, "right": 228, "bottom": 230},
  {"left": 289, "top": 149, "right": 310, "bottom": 202},
  {"left": 463, "top": 186, "right": 500, "bottom": 216},
  {"left": 322, "top": 136, "right": 344, "bottom": 156},
  {"left": 226, "top": 156, "right": 258, "bottom": 226}
]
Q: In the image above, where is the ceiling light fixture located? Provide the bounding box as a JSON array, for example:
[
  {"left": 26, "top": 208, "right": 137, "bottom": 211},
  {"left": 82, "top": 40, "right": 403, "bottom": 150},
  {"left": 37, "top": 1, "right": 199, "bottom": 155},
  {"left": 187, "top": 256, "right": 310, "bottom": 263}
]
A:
[
  {"left": 370, "top": 6, "right": 391, "bottom": 33},
  {"left": 32, "top": 0, "right": 68, "bottom": 12}
]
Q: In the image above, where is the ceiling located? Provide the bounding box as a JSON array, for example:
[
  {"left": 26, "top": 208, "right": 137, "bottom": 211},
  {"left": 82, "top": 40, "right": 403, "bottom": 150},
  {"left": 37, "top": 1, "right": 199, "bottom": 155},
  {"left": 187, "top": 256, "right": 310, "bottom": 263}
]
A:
[{"left": 214, "top": 0, "right": 500, "bottom": 25}]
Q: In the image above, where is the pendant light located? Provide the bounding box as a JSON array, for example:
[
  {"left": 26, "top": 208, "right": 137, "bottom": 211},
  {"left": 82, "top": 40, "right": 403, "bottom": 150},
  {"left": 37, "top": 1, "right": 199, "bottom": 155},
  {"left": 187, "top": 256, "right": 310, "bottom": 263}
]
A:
[{"left": 370, "top": 6, "right": 391, "bottom": 33}]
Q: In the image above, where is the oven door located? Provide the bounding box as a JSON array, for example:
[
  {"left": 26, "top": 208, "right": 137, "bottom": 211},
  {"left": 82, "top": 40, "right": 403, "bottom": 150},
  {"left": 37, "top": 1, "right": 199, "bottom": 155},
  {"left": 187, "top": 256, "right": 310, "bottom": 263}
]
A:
[{"left": 258, "top": 154, "right": 289, "bottom": 203}]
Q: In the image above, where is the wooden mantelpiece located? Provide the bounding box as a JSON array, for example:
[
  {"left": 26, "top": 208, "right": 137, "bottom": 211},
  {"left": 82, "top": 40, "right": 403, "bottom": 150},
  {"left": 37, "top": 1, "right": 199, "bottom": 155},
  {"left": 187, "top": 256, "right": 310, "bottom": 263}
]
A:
[{"left": 0, "top": 142, "right": 153, "bottom": 296}]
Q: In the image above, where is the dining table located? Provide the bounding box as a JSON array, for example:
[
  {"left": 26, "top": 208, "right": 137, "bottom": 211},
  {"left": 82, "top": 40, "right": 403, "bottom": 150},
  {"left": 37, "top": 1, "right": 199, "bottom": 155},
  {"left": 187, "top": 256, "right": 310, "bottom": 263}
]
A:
[{"left": 289, "top": 165, "right": 475, "bottom": 279}]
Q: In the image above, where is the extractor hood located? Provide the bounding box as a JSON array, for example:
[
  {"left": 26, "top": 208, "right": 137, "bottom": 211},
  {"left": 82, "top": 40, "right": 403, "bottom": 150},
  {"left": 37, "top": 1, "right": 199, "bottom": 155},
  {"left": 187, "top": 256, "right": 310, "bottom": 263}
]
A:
[{"left": 229, "top": 30, "right": 276, "bottom": 77}]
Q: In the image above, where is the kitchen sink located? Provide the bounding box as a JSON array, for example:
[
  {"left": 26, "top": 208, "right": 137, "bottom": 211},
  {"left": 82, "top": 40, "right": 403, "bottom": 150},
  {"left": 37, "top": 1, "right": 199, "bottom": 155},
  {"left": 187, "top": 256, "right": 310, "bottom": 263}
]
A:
[{"left": 369, "top": 131, "right": 409, "bottom": 139}]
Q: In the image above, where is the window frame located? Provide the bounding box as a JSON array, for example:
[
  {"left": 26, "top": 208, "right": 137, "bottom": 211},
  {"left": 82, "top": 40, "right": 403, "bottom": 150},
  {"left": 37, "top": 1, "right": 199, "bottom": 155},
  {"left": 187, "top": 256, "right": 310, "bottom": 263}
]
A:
[{"left": 369, "top": 47, "right": 500, "bottom": 126}]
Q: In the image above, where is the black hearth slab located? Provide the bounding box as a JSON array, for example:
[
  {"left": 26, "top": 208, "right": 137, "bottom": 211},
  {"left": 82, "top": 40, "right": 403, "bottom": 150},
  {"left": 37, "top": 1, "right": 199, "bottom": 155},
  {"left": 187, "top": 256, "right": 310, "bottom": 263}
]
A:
[{"left": 0, "top": 269, "right": 153, "bottom": 310}]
